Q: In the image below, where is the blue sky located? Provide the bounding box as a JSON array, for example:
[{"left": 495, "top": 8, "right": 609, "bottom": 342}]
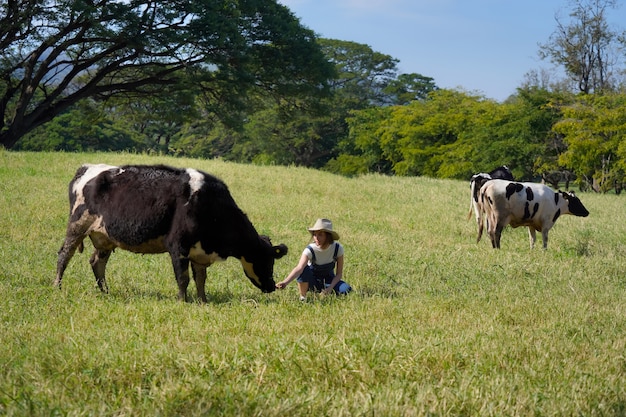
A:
[{"left": 278, "top": 0, "right": 626, "bottom": 101}]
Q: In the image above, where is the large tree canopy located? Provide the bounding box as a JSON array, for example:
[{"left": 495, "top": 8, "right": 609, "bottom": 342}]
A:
[{"left": 0, "top": 0, "right": 334, "bottom": 149}]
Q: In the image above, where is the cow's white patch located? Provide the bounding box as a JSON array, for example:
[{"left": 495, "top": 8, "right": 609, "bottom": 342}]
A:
[
  {"left": 90, "top": 214, "right": 107, "bottom": 233},
  {"left": 71, "top": 164, "right": 122, "bottom": 214},
  {"left": 188, "top": 242, "right": 223, "bottom": 265},
  {"left": 186, "top": 168, "right": 205, "bottom": 195}
]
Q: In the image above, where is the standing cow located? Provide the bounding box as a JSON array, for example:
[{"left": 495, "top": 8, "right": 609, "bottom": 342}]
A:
[
  {"left": 468, "top": 165, "right": 514, "bottom": 239},
  {"left": 55, "top": 164, "right": 288, "bottom": 302},
  {"left": 477, "top": 179, "right": 589, "bottom": 249}
]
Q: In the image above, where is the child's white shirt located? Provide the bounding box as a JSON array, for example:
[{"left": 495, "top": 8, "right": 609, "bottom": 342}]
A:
[{"left": 302, "top": 242, "right": 344, "bottom": 265}]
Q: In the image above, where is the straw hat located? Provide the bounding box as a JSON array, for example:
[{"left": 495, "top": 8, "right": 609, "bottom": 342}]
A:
[{"left": 308, "top": 218, "right": 340, "bottom": 240}]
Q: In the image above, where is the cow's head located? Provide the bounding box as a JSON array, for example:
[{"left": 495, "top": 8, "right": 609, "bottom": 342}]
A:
[
  {"left": 239, "top": 235, "right": 288, "bottom": 293},
  {"left": 562, "top": 191, "right": 590, "bottom": 217}
]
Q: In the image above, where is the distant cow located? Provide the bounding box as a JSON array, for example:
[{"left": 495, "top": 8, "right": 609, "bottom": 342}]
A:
[
  {"left": 477, "top": 179, "right": 589, "bottom": 249},
  {"left": 468, "top": 166, "right": 514, "bottom": 237},
  {"left": 55, "top": 164, "right": 288, "bottom": 302}
]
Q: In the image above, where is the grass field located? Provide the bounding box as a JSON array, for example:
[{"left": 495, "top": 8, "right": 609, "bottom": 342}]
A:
[{"left": 0, "top": 150, "right": 625, "bottom": 416}]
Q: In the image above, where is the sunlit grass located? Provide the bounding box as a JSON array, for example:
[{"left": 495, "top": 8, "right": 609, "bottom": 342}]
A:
[{"left": 0, "top": 150, "right": 625, "bottom": 416}]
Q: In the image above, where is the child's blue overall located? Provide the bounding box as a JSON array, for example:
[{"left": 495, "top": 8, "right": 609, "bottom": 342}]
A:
[{"left": 296, "top": 243, "right": 352, "bottom": 295}]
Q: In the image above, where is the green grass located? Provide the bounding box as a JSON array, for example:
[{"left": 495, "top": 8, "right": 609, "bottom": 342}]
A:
[{"left": 1, "top": 150, "right": 625, "bottom": 416}]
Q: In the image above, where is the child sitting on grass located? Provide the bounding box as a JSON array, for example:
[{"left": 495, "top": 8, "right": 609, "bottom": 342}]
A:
[{"left": 276, "top": 218, "right": 352, "bottom": 301}]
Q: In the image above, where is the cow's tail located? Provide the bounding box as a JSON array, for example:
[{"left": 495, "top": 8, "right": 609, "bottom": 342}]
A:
[
  {"left": 468, "top": 179, "right": 481, "bottom": 221},
  {"left": 468, "top": 181, "right": 476, "bottom": 220},
  {"left": 475, "top": 193, "right": 485, "bottom": 243},
  {"left": 467, "top": 199, "right": 474, "bottom": 220}
]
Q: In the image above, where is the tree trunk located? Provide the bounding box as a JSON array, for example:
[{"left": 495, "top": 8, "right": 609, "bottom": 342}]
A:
[{"left": 0, "top": 130, "right": 21, "bottom": 150}]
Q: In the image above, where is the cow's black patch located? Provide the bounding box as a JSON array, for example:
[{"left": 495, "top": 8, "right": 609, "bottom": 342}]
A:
[
  {"left": 505, "top": 182, "right": 523, "bottom": 200},
  {"left": 525, "top": 187, "right": 534, "bottom": 201},
  {"left": 489, "top": 166, "right": 514, "bottom": 180},
  {"left": 69, "top": 204, "right": 87, "bottom": 222},
  {"left": 552, "top": 209, "right": 561, "bottom": 223},
  {"left": 531, "top": 202, "right": 539, "bottom": 218},
  {"left": 554, "top": 192, "right": 560, "bottom": 205}
]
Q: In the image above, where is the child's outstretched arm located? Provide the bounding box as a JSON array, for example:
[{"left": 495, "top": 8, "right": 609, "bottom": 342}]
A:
[{"left": 276, "top": 252, "right": 309, "bottom": 289}]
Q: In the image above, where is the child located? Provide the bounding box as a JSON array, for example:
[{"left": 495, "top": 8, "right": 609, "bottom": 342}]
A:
[{"left": 276, "top": 218, "right": 352, "bottom": 300}]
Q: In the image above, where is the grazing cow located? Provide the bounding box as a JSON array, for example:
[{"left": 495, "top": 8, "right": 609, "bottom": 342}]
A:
[
  {"left": 477, "top": 179, "right": 589, "bottom": 249},
  {"left": 468, "top": 165, "right": 514, "bottom": 238},
  {"left": 55, "top": 164, "right": 288, "bottom": 302}
]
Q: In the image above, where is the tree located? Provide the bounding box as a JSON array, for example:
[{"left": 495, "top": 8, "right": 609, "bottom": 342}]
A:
[
  {"left": 553, "top": 93, "right": 626, "bottom": 192},
  {"left": 327, "top": 106, "right": 393, "bottom": 176},
  {"left": 16, "top": 99, "right": 142, "bottom": 152},
  {"left": 106, "top": 81, "right": 200, "bottom": 153},
  {"left": 317, "top": 39, "right": 400, "bottom": 108},
  {"left": 336, "top": 89, "right": 488, "bottom": 177},
  {"left": 191, "top": 39, "right": 427, "bottom": 169},
  {"left": 383, "top": 73, "right": 438, "bottom": 105},
  {"left": 335, "top": 88, "right": 568, "bottom": 180},
  {"left": 0, "top": 0, "right": 333, "bottom": 149},
  {"left": 539, "top": 0, "right": 622, "bottom": 94}
]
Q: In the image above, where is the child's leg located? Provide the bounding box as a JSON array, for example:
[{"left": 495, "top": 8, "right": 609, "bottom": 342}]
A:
[
  {"left": 333, "top": 281, "right": 352, "bottom": 295},
  {"left": 297, "top": 281, "right": 309, "bottom": 297},
  {"left": 296, "top": 266, "right": 314, "bottom": 299}
]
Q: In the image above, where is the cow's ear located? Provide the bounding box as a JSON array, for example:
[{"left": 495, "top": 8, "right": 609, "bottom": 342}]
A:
[{"left": 273, "top": 244, "right": 288, "bottom": 259}]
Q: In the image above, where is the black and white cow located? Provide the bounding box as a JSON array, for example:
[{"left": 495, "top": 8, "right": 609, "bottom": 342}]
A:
[
  {"left": 468, "top": 165, "right": 514, "bottom": 239},
  {"left": 477, "top": 179, "right": 589, "bottom": 249},
  {"left": 55, "top": 164, "right": 288, "bottom": 302}
]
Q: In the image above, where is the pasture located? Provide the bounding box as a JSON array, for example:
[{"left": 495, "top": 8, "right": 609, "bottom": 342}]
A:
[{"left": 0, "top": 151, "right": 625, "bottom": 416}]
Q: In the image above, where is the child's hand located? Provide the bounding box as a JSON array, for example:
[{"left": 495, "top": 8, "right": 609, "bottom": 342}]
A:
[{"left": 276, "top": 281, "right": 287, "bottom": 289}]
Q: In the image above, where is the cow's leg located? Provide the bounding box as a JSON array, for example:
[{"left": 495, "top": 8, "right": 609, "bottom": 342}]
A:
[
  {"left": 55, "top": 235, "right": 85, "bottom": 288},
  {"left": 89, "top": 249, "right": 111, "bottom": 293},
  {"left": 490, "top": 235, "right": 498, "bottom": 249},
  {"left": 541, "top": 230, "right": 549, "bottom": 249},
  {"left": 528, "top": 227, "right": 537, "bottom": 249},
  {"left": 493, "top": 224, "right": 504, "bottom": 249},
  {"left": 486, "top": 218, "right": 498, "bottom": 248},
  {"left": 191, "top": 262, "right": 208, "bottom": 303},
  {"left": 487, "top": 231, "right": 496, "bottom": 248},
  {"left": 476, "top": 213, "right": 484, "bottom": 243},
  {"left": 170, "top": 256, "right": 191, "bottom": 302}
]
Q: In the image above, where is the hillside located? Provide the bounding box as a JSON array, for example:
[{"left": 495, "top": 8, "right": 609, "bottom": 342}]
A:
[{"left": 0, "top": 151, "right": 624, "bottom": 416}]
